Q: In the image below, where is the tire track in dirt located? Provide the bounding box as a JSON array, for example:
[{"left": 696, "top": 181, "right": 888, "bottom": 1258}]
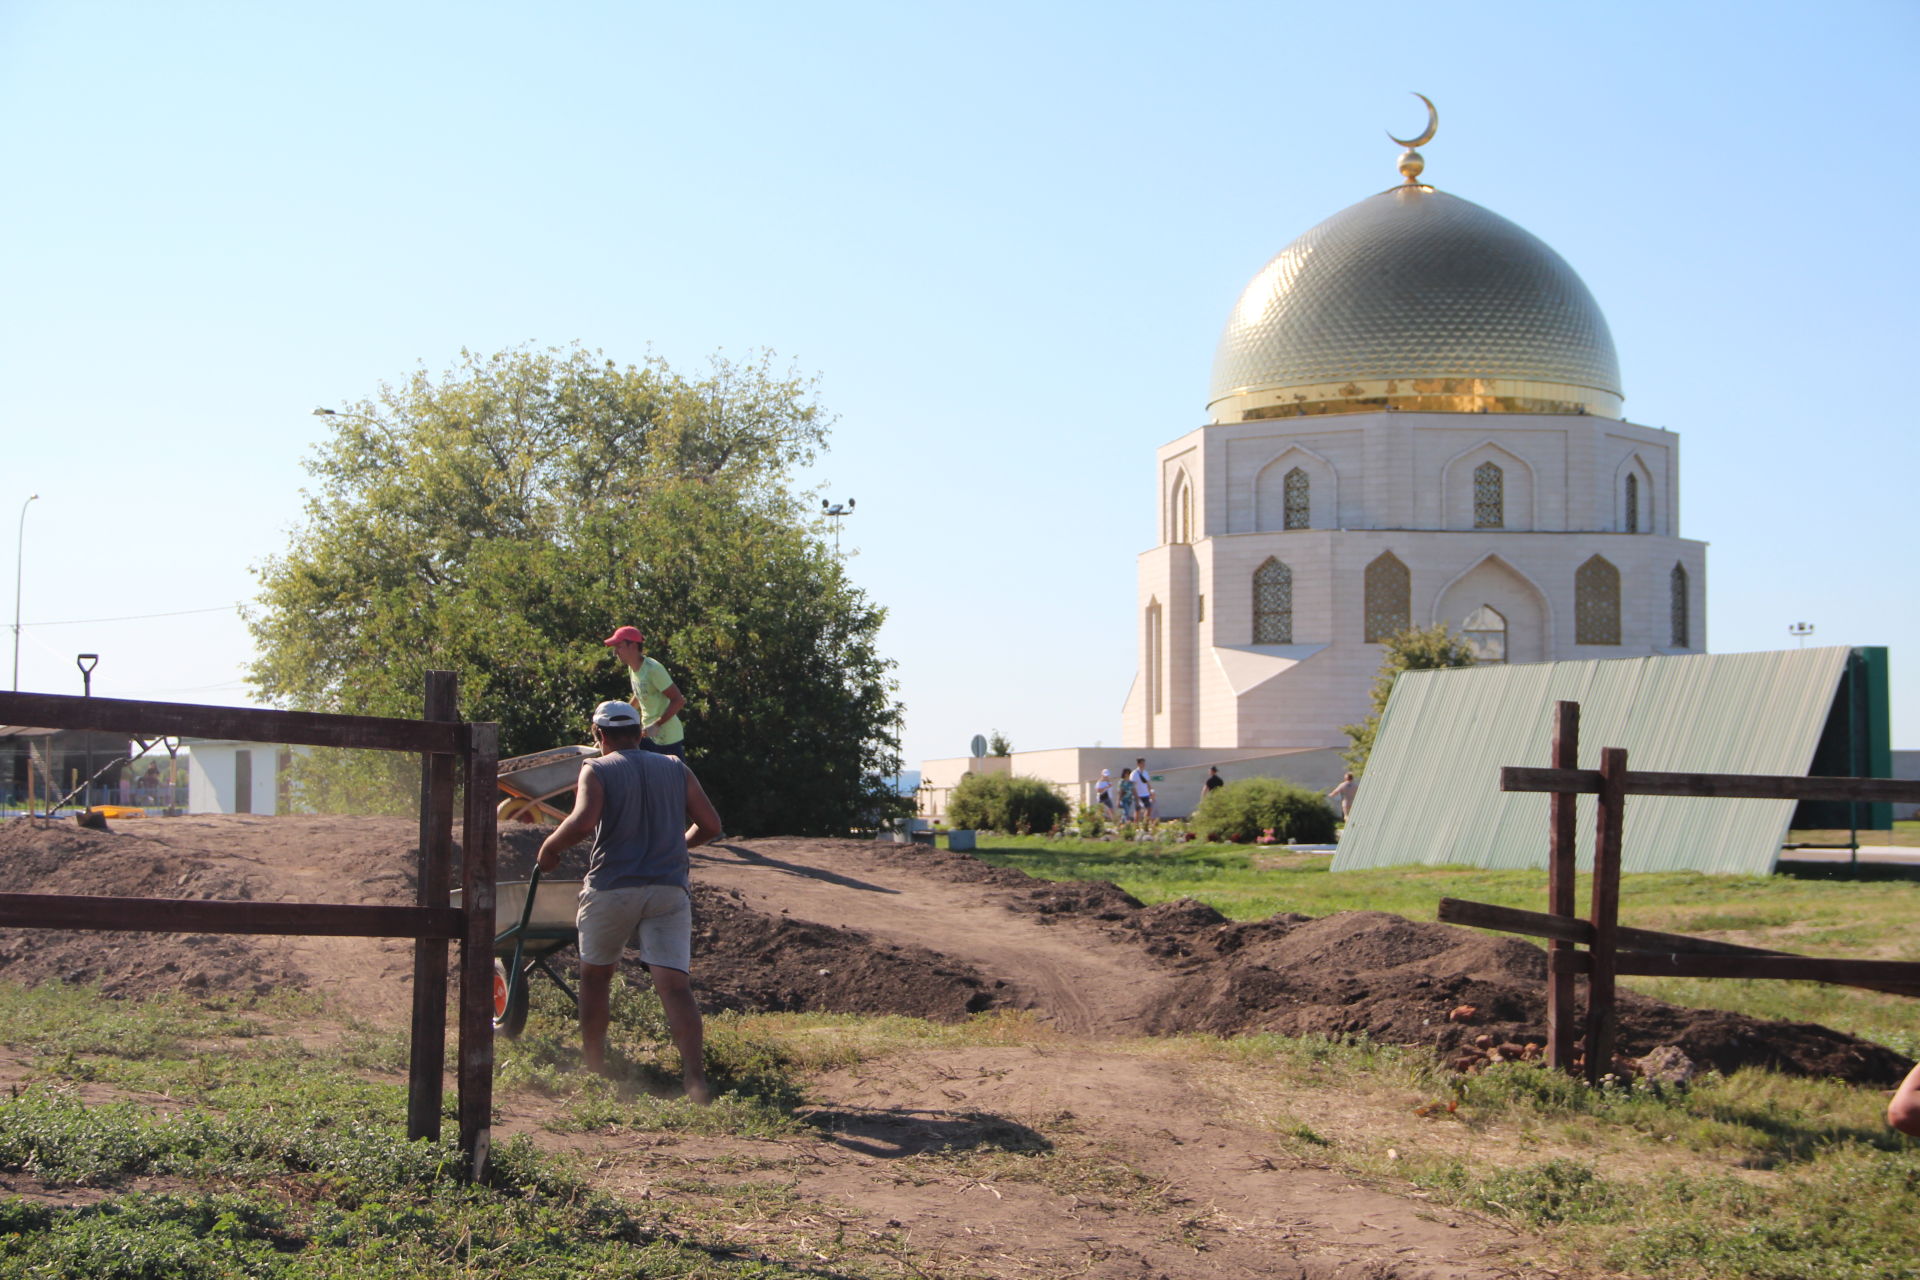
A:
[{"left": 690, "top": 839, "right": 1180, "bottom": 1034}]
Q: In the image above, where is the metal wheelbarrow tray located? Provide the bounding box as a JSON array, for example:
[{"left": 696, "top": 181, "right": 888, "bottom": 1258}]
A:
[
  {"left": 452, "top": 870, "right": 582, "bottom": 1037},
  {"left": 496, "top": 745, "right": 597, "bottom": 823}
]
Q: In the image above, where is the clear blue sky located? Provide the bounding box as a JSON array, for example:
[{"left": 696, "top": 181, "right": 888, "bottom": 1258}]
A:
[{"left": 3, "top": 1, "right": 1914, "bottom": 767}]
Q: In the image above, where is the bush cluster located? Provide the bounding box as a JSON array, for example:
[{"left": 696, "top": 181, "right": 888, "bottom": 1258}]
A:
[
  {"left": 946, "top": 773, "right": 1069, "bottom": 834},
  {"left": 1189, "top": 777, "right": 1336, "bottom": 844}
]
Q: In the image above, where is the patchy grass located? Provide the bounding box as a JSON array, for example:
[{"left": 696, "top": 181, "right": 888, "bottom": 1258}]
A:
[
  {"left": 7, "top": 981, "right": 1920, "bottom": 1277},
  {"left": 1153, "top": 1031, "right": 1920, "bottom": 1280}
]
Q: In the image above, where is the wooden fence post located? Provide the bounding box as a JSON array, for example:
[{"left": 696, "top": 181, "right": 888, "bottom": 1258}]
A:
[
  {"left": 457, "top": 721, "right": 499, "bottom": 1182},
  {"left": 408, "top": 671, "right": 458, "bottom": 1143},
  {"left": 1547, "top": 701, "right": 1580, "bottom": 1072},
  {"left": 1586, "top": 746, "right": 1627, "bottom": 1083}
]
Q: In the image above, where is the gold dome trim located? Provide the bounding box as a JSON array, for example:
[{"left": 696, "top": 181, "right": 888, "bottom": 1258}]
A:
[{"left": 1219, "top": 377, "right": 1623, "bottom": 422}]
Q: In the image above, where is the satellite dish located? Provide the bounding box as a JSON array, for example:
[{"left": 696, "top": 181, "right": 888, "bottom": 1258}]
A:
[{"left": 970, "top": 734, "right": 987, "bottom": 758}]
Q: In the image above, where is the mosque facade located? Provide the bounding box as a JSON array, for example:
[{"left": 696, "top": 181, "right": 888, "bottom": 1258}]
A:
[{"left": 1121, "top": 120, "right": 1709, "bottom": 750}]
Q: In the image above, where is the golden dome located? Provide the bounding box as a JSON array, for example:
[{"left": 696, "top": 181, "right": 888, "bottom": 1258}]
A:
[{"left": 1208, "top": 184, "right": 1622, "bottom": 421}]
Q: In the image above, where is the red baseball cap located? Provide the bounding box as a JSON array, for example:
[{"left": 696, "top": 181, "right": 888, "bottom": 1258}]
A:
[{"left": 603, "top": 626, "right": 644, "bottom": 646}]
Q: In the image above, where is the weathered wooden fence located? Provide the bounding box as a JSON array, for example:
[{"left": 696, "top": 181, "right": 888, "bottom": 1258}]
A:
[
  {"left": 1438, "top": 700, "right": 1920, "bottom": 1082},
  {"left": 0, "top": 673, "right": 499, "bottom": 1178}
]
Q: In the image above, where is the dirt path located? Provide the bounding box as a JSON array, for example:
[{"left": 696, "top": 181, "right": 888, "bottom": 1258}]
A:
[{"left": 691, "top": 839, "right": 1183, "bottom": 1034}]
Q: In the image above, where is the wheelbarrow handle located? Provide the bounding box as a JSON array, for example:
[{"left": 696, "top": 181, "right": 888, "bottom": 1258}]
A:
[{"left": 504, "top": 864, "right": 544, "bottom": 1002}]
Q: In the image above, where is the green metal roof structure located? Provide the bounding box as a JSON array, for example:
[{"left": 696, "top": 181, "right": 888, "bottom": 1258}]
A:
[{"left": 1332, "top": 646, "right": 1872, "bottom": 877}]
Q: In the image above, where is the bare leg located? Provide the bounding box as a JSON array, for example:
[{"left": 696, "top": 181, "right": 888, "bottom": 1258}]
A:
[
  {"left": 579, "top": 962, "right": 617, "bottom": 1075},
  {"left": 648, "top": 964, "right": 713, "bottom": 1104}
]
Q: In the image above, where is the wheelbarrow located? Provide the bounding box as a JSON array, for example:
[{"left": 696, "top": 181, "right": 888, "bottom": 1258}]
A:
[
  {"left": 496, "top": 745, "right": 598, "bottom": 824},
  {"left": 452, "top": 867, "right": 583, "bottom": 1037}
]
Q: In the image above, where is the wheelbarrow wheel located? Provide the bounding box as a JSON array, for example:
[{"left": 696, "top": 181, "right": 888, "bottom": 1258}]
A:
[{"left": 492, "top": 958, "right": 531, "bottom": 1038}]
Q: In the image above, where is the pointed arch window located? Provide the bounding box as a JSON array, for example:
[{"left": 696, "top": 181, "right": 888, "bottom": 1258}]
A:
[
  {"left": 1670, "top": 563, "right": 1689, "bottom": 649},
  {"left": 1171, "top": 475, "right": 1194, "bottom": 544},
  {"left": 1462, "top": 604, "right": 1507, "bottom": 664},
  {"left": 1624, "top": 473, "right": 1639, "bottom": 534},
  {"left": 1575, "top": 555, "right": 1621, "bottom": 645},
  {"left": 1473, "top": 461, "right": 1504, "bottom": 529},
  {"left": 1253, "top": 558, "right": 1293, "bottom": 644},
  {"left": 1283, "top": 467, "right": 1310, "bottom": 530},
  {"left": 1363, "top": 552, "right": 1411, "bottom": 642},
  {"left": 1145, "top": 601, "right": 1163, "bottom": 714}
]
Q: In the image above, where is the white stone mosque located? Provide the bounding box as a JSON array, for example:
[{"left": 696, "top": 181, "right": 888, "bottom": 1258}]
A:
[{"left": 923, "top": 99, "right": 1709, "bottom": 818}]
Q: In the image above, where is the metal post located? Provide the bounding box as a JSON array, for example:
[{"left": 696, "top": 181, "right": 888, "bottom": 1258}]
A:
[
  {"left": 12, "top": 494, "right": 38, "bottom": 691},
  {"left": 75, "top": 654, "right": 98, "bottom": 811}
]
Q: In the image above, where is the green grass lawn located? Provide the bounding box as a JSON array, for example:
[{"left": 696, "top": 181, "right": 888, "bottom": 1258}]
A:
[{"left": 969, "top": 833, "right": 1920, "bottom": 1055}]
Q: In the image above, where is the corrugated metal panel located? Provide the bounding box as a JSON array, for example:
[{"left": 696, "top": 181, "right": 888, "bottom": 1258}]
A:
[{"left": 1332, "top": 647, "right": 1852, "bottom": 876}]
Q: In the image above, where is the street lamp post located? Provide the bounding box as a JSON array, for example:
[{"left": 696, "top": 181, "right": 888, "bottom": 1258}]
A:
[
  {"left": 13, "top": 493, "right": 39, "bottom": 690},
  {"left": 76, "top": 654, "right": 97, "bottom": 811}
]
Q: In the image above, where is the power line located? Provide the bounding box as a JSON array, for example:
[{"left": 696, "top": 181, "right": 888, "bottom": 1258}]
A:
[{"left": 22, "top": 603, "right": 243, "bottom": 628}]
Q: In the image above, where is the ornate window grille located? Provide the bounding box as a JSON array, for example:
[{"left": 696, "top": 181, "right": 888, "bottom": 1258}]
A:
[
  {"left": 1575, "top": 555, "right": 1621, "bottom": 645},
  {"left": 1461, "top": 604, "right": 1507, "bottom": 663},
  {"left": 1283, "top": 468, "right": 1310, "bottom": 530},
  {"left": 1253, "top": 558, "right": 1292, "bottom": 644},
  {"left": 1473, "top": 461, "right": 1504, "bottom": 528},
  {"left": 1624, "top": 472, "right": 1639, "bottom": 534},
  {"left": 1670, "top": 563, "right": 1689, "bottom": 648},
  {"left": 1363, "top": 552, "right": 1410, "bottom": 642}
]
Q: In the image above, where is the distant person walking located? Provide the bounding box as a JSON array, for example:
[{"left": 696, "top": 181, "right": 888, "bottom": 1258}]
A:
[
  {"left": 1118, "top": 764, "right": 1137, "bottom": 822},
  {"left": 1131, "top": 758, "right": 1156, "bottom": 826},
  {"left": 1327, "top": 772, "right": 1359, "bottom": 821},
  {"left": 1203, "top": 766, "right": 1225, "bottom": 794},
  {"left": 603, "top": 625, "right": 688, "bottom": 758},
  {"left": 1095, "top": 769, "right": 1118, "bottom": 820},
  {"left": 538, "top": 701, "right": 723, "bottom": 1100}
]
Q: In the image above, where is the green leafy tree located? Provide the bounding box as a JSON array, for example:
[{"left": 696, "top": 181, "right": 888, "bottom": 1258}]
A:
[
  {"left": 986, "top": 729, "right": 1012, "bottom": 757},
  {"left": 1340, "top": 624, "right": 1477, "bottom": 775},
  {"left": 249, "top": 345, "right": 904, "bottom": 834}
]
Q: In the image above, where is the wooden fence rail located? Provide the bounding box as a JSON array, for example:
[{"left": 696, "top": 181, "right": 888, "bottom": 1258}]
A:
[
  {"left": 1446, "top": 700, "right": 1920, "bottom": 1082},
  {"left": 0, "top": 675, "right": 497, "bottom": 1179}
]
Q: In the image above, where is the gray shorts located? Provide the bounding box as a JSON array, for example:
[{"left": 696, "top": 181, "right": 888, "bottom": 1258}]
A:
[{"left": 576, "top": 883, "right": 692, "bottom": 971}]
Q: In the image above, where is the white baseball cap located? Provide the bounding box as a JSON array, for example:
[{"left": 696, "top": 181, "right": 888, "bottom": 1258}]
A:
[{"left": 592, "top": 700, "right": 642, "bottom": 729}]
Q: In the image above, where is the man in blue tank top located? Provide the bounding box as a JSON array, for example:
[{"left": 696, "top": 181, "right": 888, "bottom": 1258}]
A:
[{"left": 537, "top": 700, "right": 724, "bottom": 1100}]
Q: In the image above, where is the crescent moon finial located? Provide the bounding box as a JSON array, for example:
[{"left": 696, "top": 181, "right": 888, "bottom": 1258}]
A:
[{"left": 1386, "top": 92, "right": 1438, "bottom": 149}]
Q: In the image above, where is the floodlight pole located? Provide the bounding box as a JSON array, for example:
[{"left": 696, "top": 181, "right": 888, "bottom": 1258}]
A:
[
  {"left": 12, "top": 493, "right": 38, "bottom": 691},
  {"left": 822, "top": 498, "right": 856, "bottom": 555}
]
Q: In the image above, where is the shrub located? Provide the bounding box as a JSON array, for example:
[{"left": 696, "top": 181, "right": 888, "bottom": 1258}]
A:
[
  {"left": 1190, "top": 777, "right": 1336, "bottom": 844},
  {"left": 947, "top": 773, "right": 1069, "bottom": 834},
  {"left": 1075, "top": 804, "right": 1109, "bottom": 837}
]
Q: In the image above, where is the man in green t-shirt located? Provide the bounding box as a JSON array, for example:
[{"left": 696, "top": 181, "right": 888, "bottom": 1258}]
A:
[{"left": 602, "top": 625, "right": 688, "bottom": 758}]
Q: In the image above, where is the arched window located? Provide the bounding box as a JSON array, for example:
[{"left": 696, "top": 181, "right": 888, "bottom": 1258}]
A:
[
  {"left": 1253, "top": 558, "right": 1293, "bottom": 644},
  {"left": 1462, "top": 604, "right": 1507, "bottom": 663},
  {"left": 1575, "top": 555, "right": 1621, "bottom": 645},
  {"left": 1624, "top": 473, "right": 1639, "bottom": 534},
  {"left": 1473, "top": 461, "right": 1504, "bottom": 529},
  {"left": 1670, "top": 563, "right": 1689, "bottom": 648},
  {"left": 1364, "top": 552, "right": 1411, "bottom": 642},
  {"left": 1283, "top": 468, "right": 1310, "bottom": 531},
  {"left": 1171, "top": 475, "right": 1193, "bottom": 544}
]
